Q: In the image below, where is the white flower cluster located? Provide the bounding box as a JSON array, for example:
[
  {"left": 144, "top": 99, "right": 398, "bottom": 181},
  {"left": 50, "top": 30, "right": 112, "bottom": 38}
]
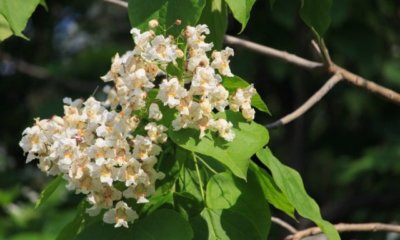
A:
[{"left": 20, "top": 21, "right": 257, "bottom": 228}]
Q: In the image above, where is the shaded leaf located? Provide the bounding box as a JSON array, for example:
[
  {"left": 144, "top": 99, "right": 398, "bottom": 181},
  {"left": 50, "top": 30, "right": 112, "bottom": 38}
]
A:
[
  {"left": 35, "top": 175, "right": 63, "bottom": 209},
  {"left": 225, "top": 0, "right": 256, "bottom": 33},
  {"left": 56, "top": 201, "right": 87, "bottom": 240},
  {"left": 76, "top": 209, "right": 193, "bottom": 240},
  {"left": 169, "top": 111, "right": 269, "bottom": 179},
  {"left": 128, "top": 0, "right": 206, "bottom": 35},
  {"left": 299, "top": 0, "right": 332, "bottom": 37},
  {"left": 222, "top": 75, "right": 270, "bottom": 114},
  {"left": 198, "top": 0, "right": 228, "bottom": 49},
  {"left": 257, "top": 147, "right": 340, "bottom": 240}
]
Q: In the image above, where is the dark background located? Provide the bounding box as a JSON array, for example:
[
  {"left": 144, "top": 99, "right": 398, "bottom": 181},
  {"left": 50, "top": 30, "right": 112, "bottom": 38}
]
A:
[{"left": 0, "top": 0, "right": 399, "bottom": 239}]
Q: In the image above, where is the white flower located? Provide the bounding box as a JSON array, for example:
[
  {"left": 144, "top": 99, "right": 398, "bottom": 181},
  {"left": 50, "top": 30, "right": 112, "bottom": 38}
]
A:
[
  {"left": 211, "top": 47, "right": 234, "bottom": 77},
  {"left": 144, "top": 35, "right": 177, "bottom": 62},
  {"left": 157, "top": 78, "right": 188, "bottom": 108},
  {"left": 103, "top": 201, "right": 138, "bottom": 228},
  {"left": 148, "top": 103, "right": 163, "bottom": 121},
  {"left": 210, "top": 118, "right": 235, "bottom": 142},
  {"left": 145, "top": 122, "right": 167, "bottom": 143}
]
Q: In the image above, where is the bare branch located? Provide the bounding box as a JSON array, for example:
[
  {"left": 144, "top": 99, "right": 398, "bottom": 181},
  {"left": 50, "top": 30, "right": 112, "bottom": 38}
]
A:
[
  {"left": 271, "top": 217, "right": 298, "bottom": 234},
  {"left": 286, "top": 222, "right": 400, "bottom": 240},
  {"left": 266, "top": 74, "right": 343, "bottom": 129},
  {"left": 331, "top": 64, "right": 400, "bottom": 104},
  {"left": 224, "top": 35, "right": 323, "bottom": 70},
  {"left": 103, "top": 0, "right": 128, "bottom": 8}
]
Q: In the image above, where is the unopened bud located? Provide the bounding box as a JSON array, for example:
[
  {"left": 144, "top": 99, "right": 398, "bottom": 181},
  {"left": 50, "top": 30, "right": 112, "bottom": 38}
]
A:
[
  {"left": 176, "top": 49, "right": 184, "bottom": 58},
  {"left": 148, "top": 19, "right": 159, "bottom": 28},
  {"left": 175, "top": 19, "right": 181, "bottom": 26}
]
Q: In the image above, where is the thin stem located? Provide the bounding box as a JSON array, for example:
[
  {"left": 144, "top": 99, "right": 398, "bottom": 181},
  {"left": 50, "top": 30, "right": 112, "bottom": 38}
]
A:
[
  {"left": 271, "top": 217, "right": 298, "bottom": 234},
  {"left": 267, "top": 74, "right": 343, "bottom": 129},
  {"left": 195, "top": 154, "right": 218, "bottom": 174},
  {"left": 192, "top": 151, "right": 205, "bottom": 200},
  {"left": 103, "top": 0, "right": 127, "bottom": 8},
  {"left": 286, "top": 222, "right": 400, "bottom": 240},
  {"left": 224, "top": 35, "right": 323, "bottom": 70}
]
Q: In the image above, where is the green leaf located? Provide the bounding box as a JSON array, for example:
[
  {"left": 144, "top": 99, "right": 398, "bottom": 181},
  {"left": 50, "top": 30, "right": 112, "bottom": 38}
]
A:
[
  {"left": 256, "top": 147, "right": 340, "bottom": 240},
  {"left": 173, "top": 192, "right": 203, "bottom": 219},
  {"left": 56, "top": 201, "right": 87, "bottom": 240},
  {"left": 128, "top": 0, "right": 206, "bottom": 35},
  {"left": 35, "top": 175, "right": 63, "bottom": 209},
  {"left": 299, "top": 0, "right": 332, "bottom": 37},
  {"left": 0, "top": 14, "right": 12, "bottom": 42},
  {"left": 198, "top": 0, "right": 228, "bottom": 49},
  {"left": 224, "top": 0, "right": 256, "bottom": 33},
  {"left": 169, "top": 111, "right": 269, "bottom": 179},
  {"left": 0, "top": 0, "right": 41, "bottom": 39},
  {"left": 76, "top": 209, "right": 193, "bottom": 240},
  {"left": 222, "top": 75, "right": 270, "bottom": 114},
  {"left": 205, "top": 171, "right": 271, "bottom": 239},
  {"left": 249, "top": 162, "right": 295, "bottom": 218},
  {"left": 39, "top": 0, "right": 48, "bottom": 11}
]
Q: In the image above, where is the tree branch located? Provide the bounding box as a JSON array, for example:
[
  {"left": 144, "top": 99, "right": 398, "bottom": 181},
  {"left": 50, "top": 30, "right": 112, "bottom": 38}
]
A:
[
  {"left": 286, "top": 222, "right": 400, "bottom": 240},
  {"left": 103, "top": 0, "right": 127, "bottom": 8},
  {"left": 224, "top": 35, "right": 323, "bottom": 70},
  {"left": 225, "top": 35, "right": 400, "bottom": 105},
  {"left": 271, "top": 217, "right": 298, "bottom": 234},
  {"left": 330, "top": 64, "right": 400, "bottom": 104},
  {"left": 266, "top": 74, "right": 343, "bottom": 129}
]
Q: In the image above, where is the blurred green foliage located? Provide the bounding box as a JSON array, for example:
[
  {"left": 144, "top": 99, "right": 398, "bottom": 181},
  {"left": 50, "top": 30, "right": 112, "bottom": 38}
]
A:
[{"left": 0, "top": 0, "right": 399, "bottom": 239}]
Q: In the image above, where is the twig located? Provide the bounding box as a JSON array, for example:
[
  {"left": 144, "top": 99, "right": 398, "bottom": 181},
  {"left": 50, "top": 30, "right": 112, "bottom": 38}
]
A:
[
  {"left": 286, "top": 222, "right": 400, "bottom": 240},
  {"left": 225, "top": 35, "right": 400, "bottom": 105},
  {"left": 103, "top": 0, "right": 127, "bottom": 8},
  {"left": 271, "top": 217, "right": 298, "bottom": 234},
  {"left": 266, "top": 74, "right": 343, "bottom": 129},
  {"left": 224, "top": 35, "right": 323, "bottom": 70},
  {"left": 330, "top": 64, "right": 400, "bottom": 104}
]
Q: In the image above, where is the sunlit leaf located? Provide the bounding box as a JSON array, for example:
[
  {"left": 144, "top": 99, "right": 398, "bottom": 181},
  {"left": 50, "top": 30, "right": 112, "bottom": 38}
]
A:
[
  {"left": 0, "top": 0, "right": 41, "bottom": 39},
  {"left": 205, "top": 171, "right": 271, "bottom": 239},
  {"left": 249, "top": 162, "right": 295, "bottom": 218},
  {"left": 257, "top": 147, "right": 340, "bottom": 240},
  {"left": 0, "top": 14, "right": 12, "bottom": 42}
]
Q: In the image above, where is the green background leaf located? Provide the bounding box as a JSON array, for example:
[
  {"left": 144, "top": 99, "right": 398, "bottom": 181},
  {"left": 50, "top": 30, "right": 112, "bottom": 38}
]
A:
[
  {"left": 198, "top": 0, "right": 228, "bottom": 50},
  {"left": 169, "top": 111, "right": 269, "bottom": 179},
  {"left": 257, "top": 147, "right": 340, "bottom": 240},
  {"left": 224, "top": 0, "right": 256, "bottom": 33},
  {"left": 299, "top": 0, "right": 332, "bottom": 37},
  {"left": 128, "top": 0, "right": 206, "bottom": 35}
]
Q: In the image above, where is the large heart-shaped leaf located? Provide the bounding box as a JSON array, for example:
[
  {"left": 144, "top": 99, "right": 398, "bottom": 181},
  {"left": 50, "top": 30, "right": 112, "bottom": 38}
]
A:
[
  {"left": 224, "top": 0, "right": 256, "bottom": 33},
  {"left": 169, "top": 111, "right": 269, "bottom": 179},
  {"left": 205, "top": 171, "right": 271, "bottom": 239}
]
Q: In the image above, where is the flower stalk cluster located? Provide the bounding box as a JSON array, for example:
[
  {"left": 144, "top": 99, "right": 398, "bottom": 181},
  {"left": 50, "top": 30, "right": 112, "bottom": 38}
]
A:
[{"left": 20, "top": 21, "right": 257, "bottom": 228}]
